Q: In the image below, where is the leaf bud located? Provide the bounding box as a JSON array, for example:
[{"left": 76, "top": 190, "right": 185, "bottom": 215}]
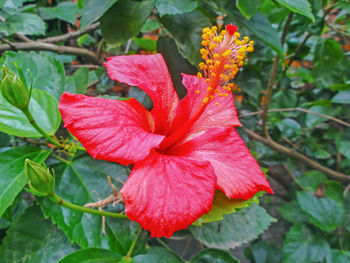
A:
[
  {"left": 24, "top": 159, "right": 55, "bottom": 197},
  {"left": 0, "top": 65, "right": 29, "bottom": 110}
]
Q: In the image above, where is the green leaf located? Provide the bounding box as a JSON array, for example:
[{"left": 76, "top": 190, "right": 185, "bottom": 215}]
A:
[
  {"left": 101, "top": 0, "right": 155, "bottom": 46},
  {"left": 274, "top": 0, "right": 315, "bottom": 22},
  {"left": 0, "top": 205, "right": 77, "bottom": 262},
  {"left": 0, "top": 89, "right": 61, "bottom": 137},
  {"left": 283, "top": 223, "right": 330, "bottom": 263},
  {"left": 132, "top": 37, "right": 157, "bottom": 52},
  {"left": 58, "top": 248, "right": 122, "bottom": 263},
  {"left": 38, "top": 156, "right": 140, "bottom": 254},
  {"left": 6, "top": 13, "right": 46, "bottom": 36},
  {"left": 324, "top": 181, "right": 344, "bottom": 204},
  {"left": 278, "top": 200, "right": 310, "bottom": 223},
  {"left": 160, "top": 10, "right": 210, "bottom": 65},
  {"left": 225, "top": 11, "right": 284, "bottom": 59},
  {"left": 332, "top": 90, "right": 350, "bottom": 104},
  {"left": 297, "top": 191, "right": 344, "bottom": 232},
  {"left": 156, "top": 0, "right": 197, "bottom": 16},
  {"left": 271, "top": 89, "right": 297, "bottom": 108},
  {"left": 65, "top": 67, "right": 89, "bottom": 94},
  {"left": 326, "top": 249, "right": 350, "bottom": 263},
  {"left": 129, "top": 87, "right": 153, "bottom": 110},
  {"left": 0, "top": 51, "right": 66, "bottom": 100},
  {"left": 190, "top": 204, "right": 275, "bottom": 249},
  {"left": 133, "top": 247, "right": 183, "bottom": 263},
  {"left": 80, "top": 0, "right": 118, "bottom": 27},
  {"left": 248, "top": 241, "right": 282, "bottom": 263},
  {"left": 192, "top": 190, "right": 259, "bottom": 226},
  {"left": 39, "top": 1, "right": 78, "bottom": 25},
  {"left": 305, "top": 106, "right": 338, "bottom": 128},
  {"left": 277, "top": 118, "right": 301, "bottom": 137},
  {"left": 141, "top": 18, "right": 160, "bottom": 32},
  {"left": 296, "top": 170, "right": 327, "bottom": 192},
  {"left": 236, "top": 0, "right": 263, "bottom": 20},
  {"left": 0, "top": 146, "right": 49, "bottom": 217},
  {"left": 191, "top": 248, "right": 239, "bottom": 263}
]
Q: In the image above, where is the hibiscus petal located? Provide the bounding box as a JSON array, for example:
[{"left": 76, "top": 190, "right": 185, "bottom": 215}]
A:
[
  {"left": 121, "top": 151, "right": 216, "bottom": 238},
  {"left": 168, "top": 127, "right": 273, "bottom": 200},
  {"left": 177, "top": 74, "right": 241, "bottom": 141},
  {"left": 104, "top": 54, "right": 179, "bottom": 134},
  {"left": 59, "top": 93, "right": 164, "bottom": 165}
]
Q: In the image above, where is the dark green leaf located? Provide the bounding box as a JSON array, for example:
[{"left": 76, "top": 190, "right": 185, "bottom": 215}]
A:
[
  {"left": 0, "top": 205, "right": 77, "bottom": 262},
  {"left": 191, "top": 248, "right": 239, "bottom": 263},
  {"left": 305, "top": 106, "right": 338, "bottom": 128},
  {"left": 249, "top": 241, "right": 282, "bottom": 263},
  {"left": 129, "top": 87, "right": 153, "bottom": 110},
  {"left": 58, "top": 248, "right": 122, "bottom": 263},
  {"left": 80, "top": 0, "right": 118, "bottom": 27},
  {"left": 278, "top": 200, "right": 310, "bottom": 223},
  {"left": 39, "top": 1, "right": 78, "bottom": 25},
  {"left": 277, "top": 118, "right": 301, "bottom": 137},
  {"left": 332, "top": 90, "right": 350, "bottom": 104},
  {"left": 160, "top": 10, "right": 210, "bottom": 65},
  {"left": 0, "top": 89, "right": 61, "bottom": 137},
  {"left": 38, "top": 156, "right": 138, "bottom": 254},
  {"left": 101, "top": 0, "right": 155, "bottom": 46},
  {"left": 6, "top": 13, "right": 46, "bottom": 36},
  {"left": 0, "top": 51, "right": 66, "bottom": 100},
  {"left": 326, "top": 249, "right": 350, "bottom": 263},
  {"left": 0, "top": 146, "right": 49, "bottom": 217},
  {"left": 156, "top": 0, "right": 197, "bottom": 16},
  {"left": 271, "top": 89, "right": 297, "bottom": 108},
  {"left": 296, "top": 170, "right": 327, "bottom": 192},
  {"left": 324, "top": 181, "right": 344, "bottom": 204},
  {"left": 190, "top": 204, "right": 275, "bottom": 249},
  {"left": 283, "top": 223, "right": 330, "bottom": 263},
  {"left": 274, "top": 0, "right": 315, "bottom": 22},
  {"left": 133, "top": 247, "right": 183, "bottom": 263},
  {"left": 236, "top": 0, "right": 263, "bottom": 20},
  {"left": 297, "top": 191, "right": 344, "bottom": 232},
  {"left": 0, "top": 196, "right": 27, "bottom": 229},
  {"left": 65, "top": 67, "right": 89, "bottom": 94}
]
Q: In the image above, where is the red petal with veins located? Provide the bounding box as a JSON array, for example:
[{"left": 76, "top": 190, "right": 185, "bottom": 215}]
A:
[
  {"left": 59, "top": 93, "right": 164, "bottom": 165},
  {"left": 121, "top": 151, "right": 216, "bottom": 238},
  {"left": 176, "top": 74, "right": 241, "bottom": 141},
  {"left": 168, "top": 127, "right": 273, "bottom": 200},
  {"left": 104, "top": 54, "right": 179, "bottom": 135}
]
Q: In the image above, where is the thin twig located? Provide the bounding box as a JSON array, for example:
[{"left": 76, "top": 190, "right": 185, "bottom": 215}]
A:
[
  {"left": 282, "top": 164, "right": 307, "bottom": 191},
  {"left": 244, "top": 128, "right": 350, "bottom": 183},
  {"left": 261, "top": 13, "right": 293, "bottom": 138},
  {"left": 240, "top": 107, "right": 350, "bottom": 128}
]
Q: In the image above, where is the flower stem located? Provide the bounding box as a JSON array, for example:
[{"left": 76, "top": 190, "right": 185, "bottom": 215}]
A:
[
  {"left": 22, "top": 108, "right": 62, "bottom": 148},
  {"left": 48, "top": 192, "right": 128, "bottom": 219},
  {"left": 126, "top": 225, "right": 142, "bottom": 257}
]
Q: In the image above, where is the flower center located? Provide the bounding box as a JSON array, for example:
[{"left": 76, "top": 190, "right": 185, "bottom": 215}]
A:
[{"left": 157, "top": 24, "right": 253, "bottom": 153}]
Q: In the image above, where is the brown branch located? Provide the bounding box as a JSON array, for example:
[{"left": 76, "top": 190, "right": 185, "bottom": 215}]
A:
[
  {"left": 261, "top": 13, "right": 293, "bottom": 138},
  {"left": 244, "top": 128, "right": 350, "bottom": 183},
  {"left": 240, "top": 107, "right": 350, "bottom": 128},
  {"left": 0, "top": 42, "right": 99, "bottom": 64},
  {"left": 40, "top": 22, "right": 100, "bottom": 43}
]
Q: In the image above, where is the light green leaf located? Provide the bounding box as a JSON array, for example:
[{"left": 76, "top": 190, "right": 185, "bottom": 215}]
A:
[
  {"left": 38, "top": 156, "right": 139, "bottom": 254},
  {"left": 39, "top": 1, "right": 78, "bottom": 25},
  {"left": 275, "top": 0, "right": 315, "bottom": 22},
  {"left": 305, "top": 106, "right": 338, "bottom": 128},
  {"left": 191, "top": 248, "right": 239, "bottom": 263},
  {"left": 58, "top": 248, "right": 122, "bottom": 263},
  {"left": 141, "top": 18, "right": 160, "bottom": 32},
  {"left": 0, "top": 205, "right": 77, "bottom": 263},
  {"left": 0, "top": 89, "right": 61, "bottom": 137},
  {"left": 133, "top": 247, "right": 183, "bottom": 263},
  {"left": 6, "top": 13, "right": 46, "bottom": 36},
  {"left": 101, "top": 0, "right": 155, "bottom": 46},
  {"left": 192, "top": 190, "right": 259, "bottom": 226},
  {"left": 133, "top": 37, "right": 157, "bottom": 52},
  {"left": 160, "top": 10, "right": 210, "bottom": 65},
  {"left": 236, "top": 0, "right": 263, "bottom": 20},
  {"left": 156, "top": 0, "right": 197, "bottom": 16},
  {"left": 0, "top": 51, "right": 66, "bottom": 100},
  {"left": 278, "top": 200, "right": 310, "bottom": 223},
  {"left": 332, "top": 90, "right": 350, "bottom": 104},
  {"left": 80, "top": 0, "right": 118, "bottom": 27},
  {"left": 283, "top": 223, "right": 330, "bottom": 263},
  {"left": 326, "top": 249, "right": 350, "bottom": 263},
  {"left": 190, "top": 204, "right": 275, "bottom": 249},
  {"left": 296, "top": 170, "right": 327, "bottom": 192},
  {"left": 297, "top": 191, "right": 344, "bottom": 232},
  {"left": 65, "top": 67, "right": 89, "bottom": 94}
]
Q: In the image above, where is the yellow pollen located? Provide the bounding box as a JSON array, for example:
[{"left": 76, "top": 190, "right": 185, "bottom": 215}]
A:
[
  {"left": 249, "top": 40, "right": 254, "bottom": 45},
  {"left": 215, "top": 102, "right": 220, "bottom": 106},
  {"left": 213, "top": 53, "right": 220, "bottom": 59},
  {"left": 202, "top": 27, "right": 210, "bottom": 34},
  {"left": 209, "top": 44, "right": 217, "bottom": 50},
  {"left": 224, "top": 64, "right": 232, "bottom": 70},
  {"left": 214, "top": 61, "right": 220, "bottom": 67},
  {"left": 200, "top": 49, "right": 208, "bottom": 55},
  {"left": 199, "top": 62, "right": 206, "bottom": 70},
  {"left": 224, "top": 93, "right": 229, "bottom": 97},
  {"left": 197, "top": 72, "right": 202, "bottom": 79},
  {"left": 203, "top": 97, "right": 209, "bottom": 104},
  {"left": 207, "top": 59, "right": 213, "bottom": 64},
  {"left": 222, "top": 50, "right": 231, "bottom": 57},
  {"left": 209, "top": 95, "right": 214, "bottom": 99},
  {"left": 235, "top": 40, "right": 242, "bottom": 45},
  {"left": 234, "top": 32, "right": 240, "bottom": 38},
  {"left": 247, "top": 46, "right": 254, "bottom": 52},
  {"left": 201, "top": 40, "right": 207, "bottom": 46},
  {"left": 196, "top": 90, "right": 200, "bottom": 94},
  {"left": 211, "top": 26, "right": 217, "bottom": 32},
  {"left": 211, "top": 72, "right": 217, "bottom": 77},
  {"left": 243, "top": 36, "right": 249, "bottom": 42},
  {"left": 213, "top": 37, "right": 221, "bottom": 42},
  {"left": 221, "top": 30, "right": 226, "bottom": 35},
  {"left": 207, "top": 86, "right": 212, "bottom": 91},
  {"left": 205, "top": 78, "right": 210, "bottom": 83}
]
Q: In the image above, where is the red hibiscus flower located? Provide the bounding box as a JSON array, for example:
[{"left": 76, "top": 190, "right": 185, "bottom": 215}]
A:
[{"left": 58, "top": 25, "right": 273, "bottom": 238}]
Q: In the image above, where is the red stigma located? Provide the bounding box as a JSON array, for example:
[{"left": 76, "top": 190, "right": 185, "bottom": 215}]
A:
[{"left": 226, "top": 24, "right": 237, "bottom": 35}]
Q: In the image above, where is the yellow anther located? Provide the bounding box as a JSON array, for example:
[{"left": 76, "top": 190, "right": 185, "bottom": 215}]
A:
[
  {"left": 200, "top": 48, "right": 208, "bottom": 55},
  {"left": 205, "top": 78, "right": 210, "bottom": 83},
  {"left": 219, "top": 35, "right": 223, "bottom": 40},
  {"left": 196, "top": 90, "right": 200, "bottom": 94},
  {"left": 219, "top": 93, "right": 223, "bottom": 97},
  {"left": 202, "top": 54, "right": 208, "bottom": 60},
  {"left": 202, "top": 34, "right": 208, "bottom": 40},
  {"left": 207, "top": 86, "right": 212, "bottom": 91},
  {"left": 209, "top": 44, "right": 217, "bottom": 51},
  {"left": 197, "top": 72, "right": 202, "bottom": 79},
  {"left": 249, "top": 40, "right": 254, "bottom": 45},
  {"left": 235, "top": 40, "right": 242, "bottom": 45},
  {"left": 238, "top": 47, "right": 246, "bottom": 53},
  {"left": 209, "top": 65, "right": 214, "bottom": 71},
  {"left": 247, "top": 46, "right": 254, "bottom": 52},
  {"left": 215, "top": 102, "right": 220, "bottom": 106},
  {"left": 234, "top": 32, "right": 240, "bottom": 38},
  {"left": 222, "top": 50, "right": 232, "bottom": 57},
  {"left": 206, "top": 59, "right": 213, "bottom": 64},
  {"left": 213, "top": 53, "right": 220, "bottom": 59},
  {"left": 229, "top": 72, "right": 236, "bottom": 79},
  {"left": 243, "top": 36, "right": 249, "bottom": 42},
  {"left": 209, "top": 95, "right": 214, "bottom": 100},
  {"left": 224, "top": 93, "right": 229, "bottom": 97},
  {"left": 221, "top": 30, "right": 226, "bottom": 35},
  {"left": 236, "top": 55, "right": 244, "bottom": 61},
  {"left": 201, "top": 40, "right": 208, "bottom": 46},
  {"left": 224, "top": 64, "right": 232, "bottom": 70},
  {"left": 211, "top": 72, "right": 217, "bottom": 77},
  {"left": 213, "top": 36, "right": 221, "bottom": 43},
  {"left": 203, "top": 97, "right": 209, "bottom": 103},
  {"left": 227, "top": 83, "right": 234, "bottom": 87},
  {"left": 202, "top": 27, "right": 210, "bottom": 34},
  {"left": 214, "top": 61, "right": 220, "bottom": 67},
  {"left": 211, "top": 26, "right": 217, "bottom": 32},
  {"left": 238, "top": 61, "right": 243, "bottom": 67}
]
